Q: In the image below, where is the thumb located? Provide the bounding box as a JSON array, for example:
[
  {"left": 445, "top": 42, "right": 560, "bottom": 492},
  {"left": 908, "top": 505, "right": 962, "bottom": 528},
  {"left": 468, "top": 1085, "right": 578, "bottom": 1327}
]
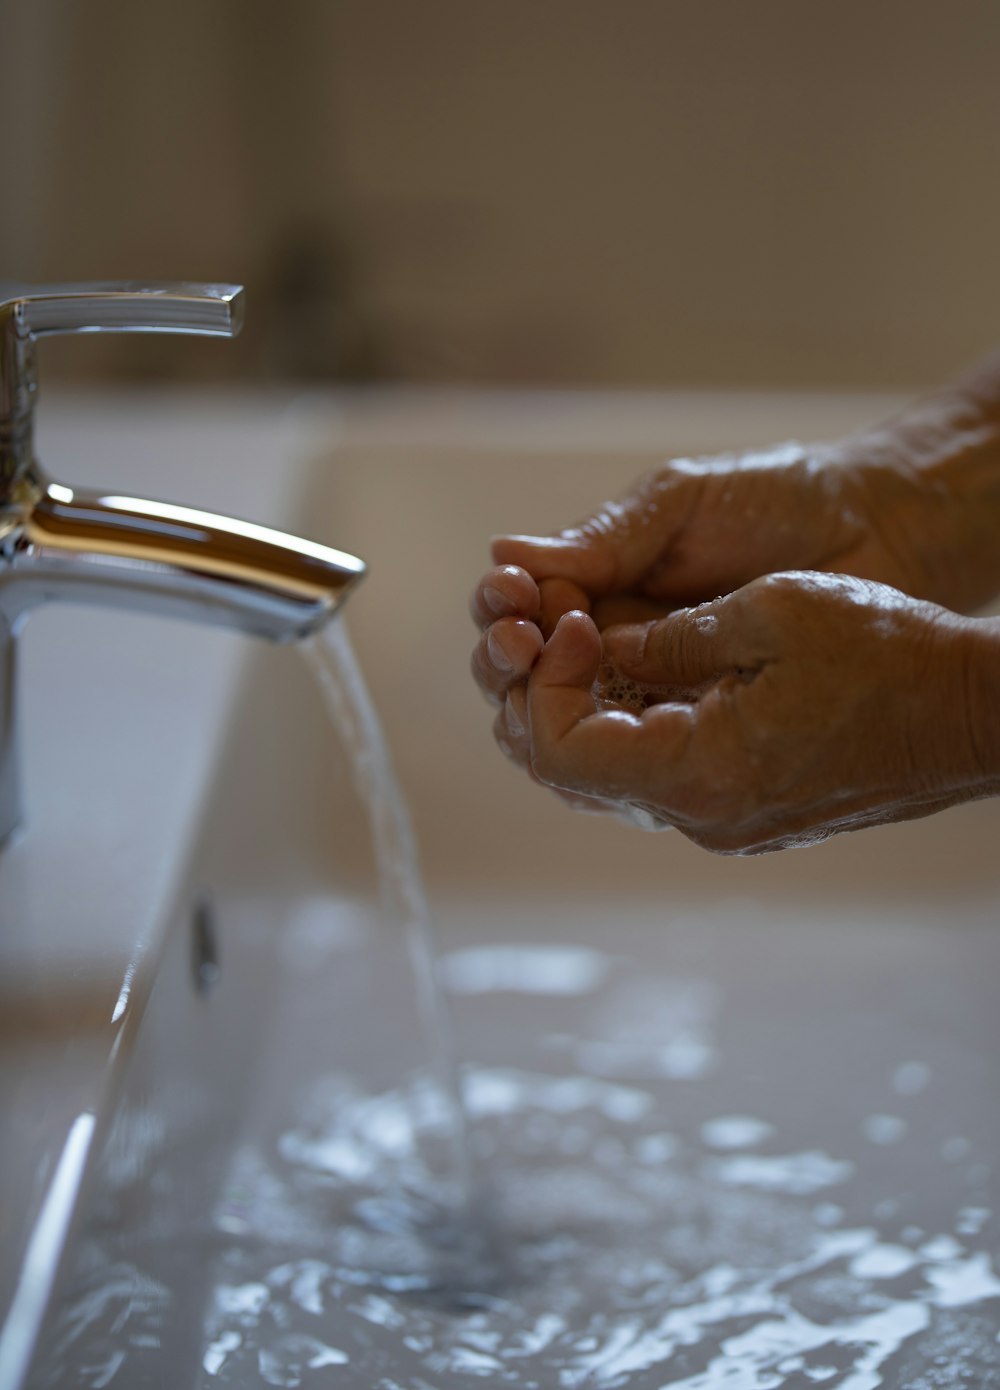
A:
[
  {"left": 532, "top": 608, "right": 603, "bottom": 691},
  {"left": 602, "top": 604, "right": 741, "bottom": 690},
  {"left": 491, "top": 475, "right": 685, "bottom": 596},
  {"left": 527, "top": 610, "right": 603, "bottom": 743}
]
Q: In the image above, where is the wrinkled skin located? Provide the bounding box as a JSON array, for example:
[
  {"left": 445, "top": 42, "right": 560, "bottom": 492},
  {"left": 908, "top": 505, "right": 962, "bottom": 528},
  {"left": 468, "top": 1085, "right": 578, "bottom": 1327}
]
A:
[
  {"left": 470, "top": 427, "right": 1000, "bottom": 851},
  {"left": 527, "top": 574, "right": 994, "bottom": 853}
]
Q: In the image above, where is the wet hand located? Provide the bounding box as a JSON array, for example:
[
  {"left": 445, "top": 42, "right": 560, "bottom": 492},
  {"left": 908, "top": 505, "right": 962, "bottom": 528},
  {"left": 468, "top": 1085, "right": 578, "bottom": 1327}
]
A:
[
  {"left": 490, "top": 437, "right": 984, "bottom": 618},
  {"left": 524, "top": 572, "right": 996, "bottom": 853}
]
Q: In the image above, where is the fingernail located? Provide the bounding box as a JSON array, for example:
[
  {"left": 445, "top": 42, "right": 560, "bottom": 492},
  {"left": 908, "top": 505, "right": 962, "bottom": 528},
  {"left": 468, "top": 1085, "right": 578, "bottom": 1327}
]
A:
[
  {"left": 487, "top": 628, "right": 515, "bottom": 672},
  {"left": 482, "top": 585, "right": 510, "bottom": 616},
  {"left": 552, "top": 608, "right": 588, "bottom": 637}
]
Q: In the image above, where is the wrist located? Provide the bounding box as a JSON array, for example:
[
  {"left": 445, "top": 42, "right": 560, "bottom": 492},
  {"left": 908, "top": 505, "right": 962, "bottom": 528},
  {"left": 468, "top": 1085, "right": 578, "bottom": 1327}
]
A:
[
  {"left": 848, "top": 374, "right": 1000, "bottom": 612},
  {"left": 949, "top": 614, "right": 1000, "bottom": 790}
]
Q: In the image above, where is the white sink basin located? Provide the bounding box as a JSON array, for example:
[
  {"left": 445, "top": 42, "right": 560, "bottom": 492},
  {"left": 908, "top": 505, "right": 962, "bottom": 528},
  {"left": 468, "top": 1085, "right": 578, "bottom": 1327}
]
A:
[{"left": 4, "top": 389, "right": 999, "bottom": 1388}]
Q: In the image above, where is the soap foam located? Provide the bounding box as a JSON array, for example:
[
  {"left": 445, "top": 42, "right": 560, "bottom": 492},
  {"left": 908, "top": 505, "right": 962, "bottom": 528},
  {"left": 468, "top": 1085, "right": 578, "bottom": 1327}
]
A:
[{"left": 592, "top": 659, "right": 685, "bottom": 716}]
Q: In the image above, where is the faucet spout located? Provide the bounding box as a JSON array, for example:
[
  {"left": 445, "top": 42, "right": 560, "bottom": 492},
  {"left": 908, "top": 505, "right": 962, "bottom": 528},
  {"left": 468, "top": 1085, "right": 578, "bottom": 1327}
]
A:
[
  {"left": 3, "top": 475, "right": 365, "bottom": 643},
  {"left": 0, "top": 472, "right": 365, "bottom": 847}
]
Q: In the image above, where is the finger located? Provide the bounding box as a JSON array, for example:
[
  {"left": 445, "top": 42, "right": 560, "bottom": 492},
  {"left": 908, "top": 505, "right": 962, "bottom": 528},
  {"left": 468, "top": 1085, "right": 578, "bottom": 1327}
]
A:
[
  {"left": 601, "top": 602, "right": 747, "bottom": 690},
  {"left": 491, "top": 469, "right": 695, "bottom": 597},
  {"left": 538, "top": 577, "right": 591, "bottom": 639},
  {"left": 469, "top": 565, "right": 541, "bottom": 631},
  {"left": 471, "top": 618, "right": 545, "bottom": 703},
  {"left": 491, "top": 533, "right": 608, "bottom": 588},
  {"left": 527, "top": 611, "right": 695, "bottom": 800},
  {"left": 522, "top": 614, "right": 673, "bottom": 800},
  {"left": 527, "top": 610, "right": 604, "bottom": 744}
]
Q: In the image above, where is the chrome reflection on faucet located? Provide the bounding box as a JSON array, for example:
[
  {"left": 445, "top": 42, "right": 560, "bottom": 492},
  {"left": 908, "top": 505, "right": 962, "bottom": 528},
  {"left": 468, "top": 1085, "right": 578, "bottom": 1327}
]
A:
[{"left": 0, "top": 282, "right": 366, "bottom": 846}]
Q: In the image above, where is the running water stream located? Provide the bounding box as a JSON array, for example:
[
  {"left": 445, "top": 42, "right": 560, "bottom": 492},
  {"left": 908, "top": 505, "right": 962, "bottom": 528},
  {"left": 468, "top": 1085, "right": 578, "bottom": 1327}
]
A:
[{"left": 302, "top": 620, "right": 475, "bottom": 1231}]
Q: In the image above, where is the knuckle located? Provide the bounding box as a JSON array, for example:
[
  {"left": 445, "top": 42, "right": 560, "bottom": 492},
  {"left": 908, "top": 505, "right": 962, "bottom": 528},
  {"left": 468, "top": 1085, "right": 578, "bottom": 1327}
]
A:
[
  {"left": 648, "top": 456, "right": 701, "bottom": 492},
  {"left": 746, "top": 571, "right": 793, "bottom": 603},
  {"left": 733, "top": 571, "right": 808, "bottom": 635}
]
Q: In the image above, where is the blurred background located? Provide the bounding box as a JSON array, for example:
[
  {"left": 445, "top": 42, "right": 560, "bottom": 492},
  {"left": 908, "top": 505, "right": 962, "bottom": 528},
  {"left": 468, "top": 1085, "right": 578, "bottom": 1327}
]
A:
[{"left": 3, "top": 0, "right": 999, "bottom": 392}]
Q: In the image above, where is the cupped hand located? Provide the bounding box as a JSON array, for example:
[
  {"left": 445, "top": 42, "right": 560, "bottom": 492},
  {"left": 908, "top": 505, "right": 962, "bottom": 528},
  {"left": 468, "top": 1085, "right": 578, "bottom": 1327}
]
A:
[
  {"left": 491, "top": 437, "right": 983, "bottom": 623},
  {"left": 523, "top": 572, "right": 993, "bottom": 853},
  {"left": 469, "top": 433, "right": 927, "bottom": 818}
]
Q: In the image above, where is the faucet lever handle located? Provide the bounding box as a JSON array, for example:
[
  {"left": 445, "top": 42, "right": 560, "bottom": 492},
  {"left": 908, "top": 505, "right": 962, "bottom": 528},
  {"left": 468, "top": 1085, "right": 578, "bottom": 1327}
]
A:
[
  {"left": 0, "top": 282, "right": 244, "bottom": 500},
  {"left": 3, "top": 281, "right": 244, "bottom": 340}
]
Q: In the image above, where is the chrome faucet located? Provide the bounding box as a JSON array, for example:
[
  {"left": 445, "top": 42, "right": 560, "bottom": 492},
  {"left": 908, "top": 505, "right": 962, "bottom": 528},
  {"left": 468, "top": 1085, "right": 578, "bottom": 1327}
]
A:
[{"left": 0, "top": 282, "right": 365, "bottom": 846}]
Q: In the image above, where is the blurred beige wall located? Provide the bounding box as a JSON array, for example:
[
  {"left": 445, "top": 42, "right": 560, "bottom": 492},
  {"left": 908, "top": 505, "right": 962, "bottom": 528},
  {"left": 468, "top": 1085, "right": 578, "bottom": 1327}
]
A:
[{"left": 2, "top": 0, "right": 999, "bottom": 388}]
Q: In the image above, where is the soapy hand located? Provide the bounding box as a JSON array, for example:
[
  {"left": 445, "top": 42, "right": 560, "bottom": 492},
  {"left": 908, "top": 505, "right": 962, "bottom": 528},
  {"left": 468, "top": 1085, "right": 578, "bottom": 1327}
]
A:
[
  {"left": 470, "top": 434, "right": 975, "bottom": 816},
  {"left": 471, "top": 356, "right": 1000, "bottom": 847},
  {"left": 490, "top": 435, "right": 995, "bottom": 624},
  {"left": 524, "top": 572, "right": 996, "bottom": 853}
]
